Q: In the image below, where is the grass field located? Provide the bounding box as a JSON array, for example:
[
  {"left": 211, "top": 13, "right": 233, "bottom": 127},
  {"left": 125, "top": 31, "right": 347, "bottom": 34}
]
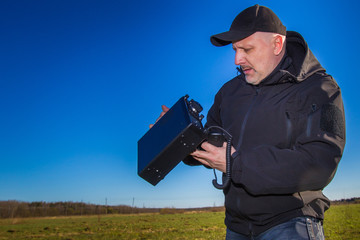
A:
[
  {"left": 0, "top": 204, "right": 359, "bottom": 240},
  {"left": 323, "top": 203, "right": 360, "bottom": 240}
]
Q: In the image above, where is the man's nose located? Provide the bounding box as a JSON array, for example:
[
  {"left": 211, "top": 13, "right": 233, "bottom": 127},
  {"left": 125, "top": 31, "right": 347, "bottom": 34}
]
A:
[{"left": 235, "top": 50, "right": 246, "bottom": 66}]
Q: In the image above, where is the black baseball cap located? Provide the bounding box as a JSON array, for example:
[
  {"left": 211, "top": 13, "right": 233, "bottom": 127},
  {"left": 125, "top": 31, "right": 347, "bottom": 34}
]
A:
[{"left": 210, "top": 4, "right": 286, "bottom": 46}]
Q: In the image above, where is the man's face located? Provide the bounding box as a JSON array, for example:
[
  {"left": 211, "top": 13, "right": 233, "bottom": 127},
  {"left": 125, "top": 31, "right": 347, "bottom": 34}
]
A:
[{"left": 232, "top": 32, "right": 279, "bottom": 85}]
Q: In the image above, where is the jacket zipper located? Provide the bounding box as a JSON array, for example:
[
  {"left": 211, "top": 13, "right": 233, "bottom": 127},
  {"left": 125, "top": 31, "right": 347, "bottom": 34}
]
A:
[
  {"left": 235, "top": 87, "right": 260, "bottom": 150},
  {"left": 234, "top": 86, "right": 259, "bottom": 237}
]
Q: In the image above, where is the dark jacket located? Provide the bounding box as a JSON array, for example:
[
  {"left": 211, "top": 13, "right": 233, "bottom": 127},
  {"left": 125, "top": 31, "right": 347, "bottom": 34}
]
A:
[{"left": 188, "top": 31, "right": 346, "bottom": 236}]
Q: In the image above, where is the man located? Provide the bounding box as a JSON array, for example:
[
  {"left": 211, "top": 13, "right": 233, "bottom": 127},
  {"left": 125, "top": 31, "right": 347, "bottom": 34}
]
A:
[{"left": 153, "top": 4, "right": 345, "bottom": 240}]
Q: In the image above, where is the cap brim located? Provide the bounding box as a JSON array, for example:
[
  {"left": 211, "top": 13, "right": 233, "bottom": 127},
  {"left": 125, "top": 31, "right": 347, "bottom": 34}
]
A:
[{"left": 210, "top": 30, "right": 255, "bottom": 46}]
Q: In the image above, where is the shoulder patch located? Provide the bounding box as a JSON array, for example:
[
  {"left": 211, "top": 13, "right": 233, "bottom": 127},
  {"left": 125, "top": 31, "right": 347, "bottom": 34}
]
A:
[{"left": 320, "top": 103, "right": 345, "bottom": 139}]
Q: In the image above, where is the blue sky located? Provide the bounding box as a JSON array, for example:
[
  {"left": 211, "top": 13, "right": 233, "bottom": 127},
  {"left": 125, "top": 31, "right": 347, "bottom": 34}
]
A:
[{"left": 1, "top": 0, "right": 359, "bottom": 208}]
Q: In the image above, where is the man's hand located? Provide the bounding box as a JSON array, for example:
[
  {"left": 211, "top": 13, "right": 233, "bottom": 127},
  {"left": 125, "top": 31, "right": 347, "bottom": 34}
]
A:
[
  {"left": 149, "top": 105, "right": 170, "bottom": 128},
  {"left": 191, "top": 142, "right": 236, "bottom": 173}
]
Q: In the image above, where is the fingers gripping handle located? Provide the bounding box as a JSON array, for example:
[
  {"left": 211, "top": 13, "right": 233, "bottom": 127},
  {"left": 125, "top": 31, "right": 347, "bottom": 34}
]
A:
[{"left": 205, "top": 127, "right": 232, "bottom": 190}]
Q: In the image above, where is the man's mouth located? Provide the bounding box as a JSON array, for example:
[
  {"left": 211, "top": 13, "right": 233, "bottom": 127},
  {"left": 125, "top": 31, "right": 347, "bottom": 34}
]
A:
[{"left": 241, "top": 66, "right": 253, "bottom": 75}]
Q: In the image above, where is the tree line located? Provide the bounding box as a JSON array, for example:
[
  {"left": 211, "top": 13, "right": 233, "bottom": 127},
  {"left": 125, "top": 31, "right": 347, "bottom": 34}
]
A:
[
  {"left": 0, "top": 200, "right": 159, "bottom": 218},
  {"left": 0, "top": 200, "right": 226, "bottom": 219},
  {"left": 3, "top": 198, "right": 358, "bottom": 219},
  {"left": 331, "top": 197, "right": 360, "bottom": 205}
]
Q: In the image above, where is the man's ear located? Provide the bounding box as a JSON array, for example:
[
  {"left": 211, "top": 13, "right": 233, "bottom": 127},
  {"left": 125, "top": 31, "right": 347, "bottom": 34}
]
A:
[{"left": 273, "top": 35, "right": 285, "bottom": 56}]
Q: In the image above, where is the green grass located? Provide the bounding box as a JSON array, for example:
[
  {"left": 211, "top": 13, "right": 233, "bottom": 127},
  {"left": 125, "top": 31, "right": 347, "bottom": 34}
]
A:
[
  {"left": 0, "top": 211, "right": 226, "bottom": 240},
  {"left": 323, "top": 203, "right": 360, "bottom": 240},
  {"left": 0, "top": 204, "right": 359, "bottom": 240}
]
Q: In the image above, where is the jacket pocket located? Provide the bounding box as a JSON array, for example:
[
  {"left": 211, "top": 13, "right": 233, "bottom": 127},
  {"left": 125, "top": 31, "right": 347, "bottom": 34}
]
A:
[
  {"left": 285, "top": 111, "right": 293, "bottom": 148},
  {"left": 306, "top": 104, "right": 318, "bottom": 137}
]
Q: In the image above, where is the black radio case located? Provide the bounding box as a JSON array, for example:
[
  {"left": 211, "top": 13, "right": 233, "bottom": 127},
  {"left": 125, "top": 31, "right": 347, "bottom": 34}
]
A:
[{"left": 137, "top": 95, "right": 205, "bottom": 186}]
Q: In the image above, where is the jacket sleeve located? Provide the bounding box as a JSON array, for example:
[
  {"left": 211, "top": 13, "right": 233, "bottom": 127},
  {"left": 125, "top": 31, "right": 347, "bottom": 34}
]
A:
[{"left": 231, "top": 78, "right": 346, "bottom": 196}]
